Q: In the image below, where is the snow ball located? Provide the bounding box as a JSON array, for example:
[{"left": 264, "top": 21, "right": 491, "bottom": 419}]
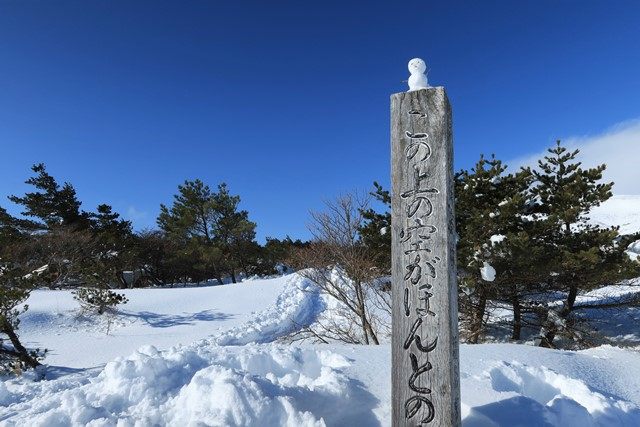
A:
[
  {"left": 480, "top": 262, "right": 496, "bottom": 282},
  {"left": 490, "top": 234, "right": 506, "bottom": 246}
]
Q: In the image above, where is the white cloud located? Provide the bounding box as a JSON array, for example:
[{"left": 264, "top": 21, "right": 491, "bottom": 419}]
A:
[
  {"left": 126, "top": 206, "right": 149, "bottom": 223},
  {"left": 508, "top": 119, "right": 640, "bottom": 195}
]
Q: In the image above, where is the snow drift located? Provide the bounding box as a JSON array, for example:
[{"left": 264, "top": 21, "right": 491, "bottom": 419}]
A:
[
  {"left": 3, "top": 272, "right": 640, "bottom": 426},
  {"left": 0, "top": 344, "right": 354, "bottom": 426}
]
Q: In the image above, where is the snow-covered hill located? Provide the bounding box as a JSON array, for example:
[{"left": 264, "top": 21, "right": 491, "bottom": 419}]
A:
[
  {"left": 590, "top": 195, "right": 640, "bottom": 235},
  {"left": 3, "top": 273, "right": 640, "bottom": 426}
]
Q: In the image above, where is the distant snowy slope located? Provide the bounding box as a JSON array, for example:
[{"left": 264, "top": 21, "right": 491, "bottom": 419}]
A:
[{"left": 590, "top": 195, "right": 640, "bottom": 235}]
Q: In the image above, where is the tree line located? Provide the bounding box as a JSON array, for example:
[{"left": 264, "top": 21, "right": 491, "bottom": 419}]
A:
[
  {"left": 357, "top": 141, "right": 640, "bottom": 348},
  {"left": 0, "top": 164, "right": 304, "bottom": 372},
  {"left": 2, "top": 141, "right": 639, "bottom": 372}
]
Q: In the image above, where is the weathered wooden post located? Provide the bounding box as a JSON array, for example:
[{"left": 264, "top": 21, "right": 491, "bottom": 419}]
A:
[{"left": 391, "top": 58, "right": 461, "bottom": 426}]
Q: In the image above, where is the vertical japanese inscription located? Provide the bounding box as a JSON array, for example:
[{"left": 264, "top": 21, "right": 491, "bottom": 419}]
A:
[
  {"left": 401, "top": 107, "right": 438, "bottom": 424},
  {"left": 391, "top": 88, "right": 461, "bottom": 427}
]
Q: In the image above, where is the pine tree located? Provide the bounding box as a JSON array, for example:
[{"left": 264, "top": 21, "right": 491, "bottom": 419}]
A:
[
  {"left": 133, "top": 230, "right": 172, "bottom": 285},
  {"left": 484, "top": 170, "right": 551, "bottom": 341},
  {"left": 90, "top": 204, "right": 132, "bottom": 240},
  {"left": 158, "top": 180, "right": 216, "bottom": 243},
  {"left": 531, "top": 141, "right": 639, "bottom": 347},
  {"left": 158, "top": 180, "right": 258, "bottom": 283},
  {"left": 0, "top": 207, "right": 25, "bottom": 245},
  {"left": 158, "top": 179, "right": 222, "bottom": 283},
  {"left": 455, "top": 155, "right": 537, "bottom": 342},
  {"left": 210, "top": 183, "right": 257, "bottom": 282},
  {"left": 8, "top": 163, "right": 90, "bottom": 230},
  {"left": 89, "top": 204, "right": 135, "bottom": 288},
  {"left": 359, "top": 182, "right": 392, "bottom": 274}
]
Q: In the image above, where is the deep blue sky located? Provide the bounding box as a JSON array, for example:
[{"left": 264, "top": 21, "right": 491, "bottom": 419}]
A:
[{"left": 1, "top": 1, "right": 639, "bottom": 241}]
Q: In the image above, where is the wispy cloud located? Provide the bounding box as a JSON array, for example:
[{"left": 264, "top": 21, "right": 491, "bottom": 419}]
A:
[
  {"left": 508, "top": 119, "right": 640, "bottom": 195},
  {"left": 125, "top": 206, "right": 150, "bottom": 228}
]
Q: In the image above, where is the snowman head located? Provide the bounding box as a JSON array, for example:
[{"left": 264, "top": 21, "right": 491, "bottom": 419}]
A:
[{"left": 408, "top": 58, "right": 427, "bottom": 75}]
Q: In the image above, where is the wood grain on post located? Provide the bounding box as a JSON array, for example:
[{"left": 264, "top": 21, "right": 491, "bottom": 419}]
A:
[{"left": 391, "top": 87, "right": 461, "bottom": 426}]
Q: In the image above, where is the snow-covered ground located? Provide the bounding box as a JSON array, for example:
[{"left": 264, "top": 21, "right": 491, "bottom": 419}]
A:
[
  {"left": 1, "top": 195, "right": 639, "bottom": 426},
  {"left": 2, "top": 272, "right": 640, "bottom": 426},
  {"left": 590, "top": 195, "right": 640, "bottom": 235},
  {"left": 18, "top": 277, "right": 291, "bottom": 369}
]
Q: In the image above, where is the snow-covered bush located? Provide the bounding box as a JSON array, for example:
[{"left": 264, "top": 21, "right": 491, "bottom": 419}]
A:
[
  {"left": 73, "top": 287, "right": 128, "bottom": 315},
  {"left": 287, "top": 194, "right": 389, "bottom": 345}
]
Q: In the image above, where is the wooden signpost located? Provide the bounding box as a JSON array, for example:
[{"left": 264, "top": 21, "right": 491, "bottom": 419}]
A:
[{"left": 391, "top": 59, "right": 461, "bottom": 426}]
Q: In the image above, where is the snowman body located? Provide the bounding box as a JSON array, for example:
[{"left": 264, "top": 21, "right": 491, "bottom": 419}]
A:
[{"left": 407, "top": 58, "right": 430, "bottom": 91}]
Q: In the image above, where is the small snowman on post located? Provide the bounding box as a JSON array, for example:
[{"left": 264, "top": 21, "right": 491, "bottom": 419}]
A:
[{"left": 407, "top": 58, "right": 430, "bottom": 91}]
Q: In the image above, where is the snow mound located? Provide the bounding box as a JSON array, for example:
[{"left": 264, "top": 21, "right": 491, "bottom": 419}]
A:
[
  {"left": 459, "top": 344, "right": 640, "bottom": 427},
  {"left": 212, "top": 274, "right": 322, "bottom": 346},
  {"left": 466, "top": 361, "right": 640, "bottom": 426},
  {"left": 0, "top": 344, "right": 355, "bottom": 427},
  {"left": 0, "top": 274, "right": 341, "bottom": 426},
  {"left": 5, "top": 272, "right": 640, "bottom": 426}
]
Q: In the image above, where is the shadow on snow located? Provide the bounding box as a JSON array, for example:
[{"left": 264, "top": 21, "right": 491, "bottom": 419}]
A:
[{"left": 120, "top": 309, "right": 234, "bottom": 328}]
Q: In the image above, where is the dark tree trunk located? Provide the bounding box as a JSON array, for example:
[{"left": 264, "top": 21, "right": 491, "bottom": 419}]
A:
[
  {"left": 539, "top": 284, "right": 579, "bottom": 348},
  {"left": 0, "top": 318, "right": 41, "bottom": 369},
  {"left": 117, "top": 271, "right": 128, "bottom": 289},
  {"left": 539, "top": 334, "right": 555, "bottom": 348},
  {"left": 364, "top": 317, "right": 379, "bottom": 345},
  {"left": 564, "top": 285, "right": 578, "bottom": 315},
  {"left": 511, "top": 290, "right": 522, "bottom": 341},
  {"left": 354, "top": 283, "right": 370, "bottom": 344},
  {"left": 469, "top": 292, "right": 487, "bottom": 344}
]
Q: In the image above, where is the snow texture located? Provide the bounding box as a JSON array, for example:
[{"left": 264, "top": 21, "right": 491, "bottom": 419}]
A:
[
  {"left": 3, "top": 259, "right": 640, "bottom": 425},
  {"left": 589, "top": 195, "right": 640, "bottom": 235},
  {"left": 0, "top": 344, "right": 351, "bottom": 426},
  {"left": 211, "top": 275, "right": 322, "bottom": 346}
]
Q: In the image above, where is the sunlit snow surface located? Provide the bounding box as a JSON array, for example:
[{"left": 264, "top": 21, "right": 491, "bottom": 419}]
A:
[
  {"left": 589, "top": 195, "right": 640, "bottom": 235},
  {"left": 3, "top": 192, "right": 640, "bottom": 426},
  {"left": 2, "top": 273, "right": 640, "bottom": 426}
]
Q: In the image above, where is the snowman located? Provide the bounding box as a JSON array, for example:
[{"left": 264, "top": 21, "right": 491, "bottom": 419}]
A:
[{"left": 407, "top": 58, "right": 430, "bottom": 91}]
